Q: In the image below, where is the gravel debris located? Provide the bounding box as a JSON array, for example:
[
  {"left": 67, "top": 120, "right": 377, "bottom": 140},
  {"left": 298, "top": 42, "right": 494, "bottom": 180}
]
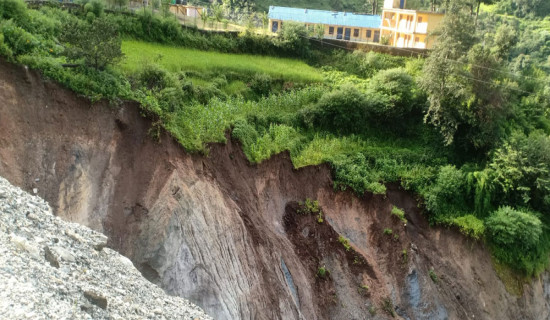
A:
[{"left": 0, "top": 176, "right": 212, "bottom": 320}]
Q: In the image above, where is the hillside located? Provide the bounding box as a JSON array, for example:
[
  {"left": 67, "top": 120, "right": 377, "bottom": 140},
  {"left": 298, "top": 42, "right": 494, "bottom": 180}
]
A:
[
  {"left": 1, "top": 57, "right": 549, "bottom": 319},
  {"left": 1, "top": 0, "right": 550, "bottom": 318}
]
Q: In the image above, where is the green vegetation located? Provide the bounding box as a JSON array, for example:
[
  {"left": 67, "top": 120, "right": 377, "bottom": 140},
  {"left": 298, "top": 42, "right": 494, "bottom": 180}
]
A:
[
  {"left": 317, "top": 265, "right": 329, "bottom": 279},
  {"left": 357, "top": 284, "right": 369, "bottom": 296},
  {"left": 119, "top": 40, "right": 323, "bottom": 83},
  {"left": 486, "top": 206, "right": 547, "bottom": 275},
  {"left": 1, "top": 0, "right": 549, "bottom": 278},
  {"left": 297, "top": 198, "right": 324, "bottom": 223},
  {"left": 338, "top": 235, "right": 351, "bottom": 251},
  {"left": 381, "top": 297, "right": 396, "bottom": 318},
  {"left": 391, "top": 206, "right": 406, "bottom": 223},
  {"left": 429, "top": 268, "right": 439, "bottom": 283},
  {"left": 368, "top": 305, "right": 377, "bottom": 316}
]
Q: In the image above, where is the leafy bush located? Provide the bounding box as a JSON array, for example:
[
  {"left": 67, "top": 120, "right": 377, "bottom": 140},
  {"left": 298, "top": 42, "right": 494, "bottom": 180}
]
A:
[
  {"left": 331, "top": 153, "right": 386, "bottom": 195},
  {"left": 489, "top": 131, "right": 550, "bottom": 213},
  {"left": 486, "top": 206, "right": 542, "bottom": 251},
  {"left": 485, "top": 206, "right": 548, "bottom": 275},
  {"left": 366, "top": 67, "right": 417, "bottom": 120},
  {"left": 317, "top": 266, "right": 329, "bottom": 279},
  {"left": 312, "top": 84, "right": 368, "bottom": 134},
  {"left": 275, "top": 21, "right": 310, "bottom": 58},
  {"left": 447, "top": 214, "right": 485, "bottom": 240},
  {"left": 0, "top": 20, "right": 37, "bottom": 56},
  {"left": 84, "top": 0, "right": 104, "bottom": 18},
  {"left": 424, "top": 165, "right": 469, "bottom": 222},
  {"left": 0, "top": 0, "right": 27, "bottom": 22},
  {"left": 249, "top": 73, "right": 273, "bottom": 97}
]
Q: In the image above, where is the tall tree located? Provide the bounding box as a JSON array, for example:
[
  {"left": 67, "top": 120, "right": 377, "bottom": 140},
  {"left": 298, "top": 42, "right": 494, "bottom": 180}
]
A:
[
  {"left": 61, "top": 18, "right": 123, "bottom": 70},
  {"left": 420, "top": 2, "right": 507, "bottom": 149}
]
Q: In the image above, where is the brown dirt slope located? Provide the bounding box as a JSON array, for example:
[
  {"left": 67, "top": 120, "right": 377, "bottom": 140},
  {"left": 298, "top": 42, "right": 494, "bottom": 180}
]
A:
[{"left": 1, "top": 59, "right": 549, "bottom": 319}]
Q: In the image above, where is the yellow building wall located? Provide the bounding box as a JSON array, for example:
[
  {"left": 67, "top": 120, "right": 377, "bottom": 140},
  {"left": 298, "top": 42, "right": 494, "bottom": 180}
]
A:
[{"left": 380, "top": 9, "right": 443, "bottom": 49}]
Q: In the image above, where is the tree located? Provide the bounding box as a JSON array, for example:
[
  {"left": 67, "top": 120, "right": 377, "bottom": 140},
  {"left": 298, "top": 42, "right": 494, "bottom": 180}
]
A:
[
  {"left": 491, "top": 24, "right": 517, "bottom": 60},
  {"left": 419, "top": 7, "right": 477, "bottom": 145},
  {"left": 61, "top": 18, "right": 123, "bottom": 70},
  {"left": 259, "top": 11, "right": 268, "bottom": 31},
  {"left": 364, "top": 0, "right": 380, "bottom": 14},
  {"left": 420, "top": 2, "right": 507, "bottom": 150},
  {"left": 276, "top": 21, "right": 310, "bottom": 58},
  {"left": 313, "top": 24, "right": 325, "bottom": 41},
  {"left": 212, "top": 4, "right": 224, "bottom": 29},
  {"left": 489, "top": 131, "right": 550, "bottom": 211},
  {"left": 113, "top": 0, "right": 129, "bottom": 11},
  {"left": 474, "top": 0, "right": 497, "bottom": 26},
  {"left": 198, "top": 8, "right": 208, "bottom": 28}
]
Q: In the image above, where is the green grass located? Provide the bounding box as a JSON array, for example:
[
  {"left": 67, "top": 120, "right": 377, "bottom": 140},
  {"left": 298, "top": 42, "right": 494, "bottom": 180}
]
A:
[
  {"left": 119, "top": 40, "right": 323, "bottom": 83},
  {"left": 391, "top": 205, "right": 406, "bottom": 223}
]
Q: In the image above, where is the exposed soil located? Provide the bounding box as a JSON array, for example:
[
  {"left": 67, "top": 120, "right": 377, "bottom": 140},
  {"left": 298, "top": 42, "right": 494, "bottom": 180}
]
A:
[{"left": 1, "top": 59, "right": 550, "bottom": 320}]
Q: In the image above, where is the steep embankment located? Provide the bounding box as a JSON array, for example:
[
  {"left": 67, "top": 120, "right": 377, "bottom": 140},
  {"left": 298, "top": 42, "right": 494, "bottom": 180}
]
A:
[
  {"left": 0, "top": 176, "right": 211, "bottom": 319},
  {"left": 1, "top": 59, "right": 549, "bottom": 319}
]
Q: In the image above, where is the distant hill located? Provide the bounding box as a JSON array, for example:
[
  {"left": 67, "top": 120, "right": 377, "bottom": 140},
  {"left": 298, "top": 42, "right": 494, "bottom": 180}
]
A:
[
  {"left": 252, "top": 0, "right": 432, "bottom": 15},
  {"left": 252, "top": 0, "right": 369, "bottom": 14}
]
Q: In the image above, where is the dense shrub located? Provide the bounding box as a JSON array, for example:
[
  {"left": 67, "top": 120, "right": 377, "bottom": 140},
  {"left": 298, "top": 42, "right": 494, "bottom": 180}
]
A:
[
  {"left": 249, "top": 73, "right": 272, "bottom": 97},
  {"left": 84, "top": 0, "right": 104, "bottom": 18},
  {"left": 0, "top": 0, "right": 27, "bottom": 22},
  {"left": 275, "top": 21, "right": 311, "bottom": 58},
  {"left": 366, "top": 67, "right": 417, "bottom": 119},
  {"left": 489, "top": 131, "right": 550, "bottom": 214},
  {"left": 331, "top": 153, "right": 386, "bottom": 195},
  {"left": 424, "top": 165, "right": 469, "bottom": 221},
  {"left": 0, "top": 20, "right": 37, "bottom": 56},
  {"left": 312, "top": 84, "right": 368, "bottom": 134},
  {"left": 486, "top": 206, "right": 546, "bottom": 275},
  {"left": 324, "top": 50, "right": 408, "bottom": 79}
]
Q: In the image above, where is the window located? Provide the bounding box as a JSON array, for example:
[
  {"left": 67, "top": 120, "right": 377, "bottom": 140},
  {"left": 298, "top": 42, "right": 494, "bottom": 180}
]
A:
[
  {"left": 418, "top": 17, "right": 423, "bottom": 23},
  {"left": 366, "top": 30, "right": 372, "bottom": 38},
  {"left": 271, "top": 21, "right": 279, "bottom": 33},
  {"left": 415, "top": 37, "right": 419, "bottom": 42},
  {"left": 329, "top": 26, "right": 334, "bottom": 35},
  {"left": 353, "top": 29, "right": 359, "bottom": 37}
]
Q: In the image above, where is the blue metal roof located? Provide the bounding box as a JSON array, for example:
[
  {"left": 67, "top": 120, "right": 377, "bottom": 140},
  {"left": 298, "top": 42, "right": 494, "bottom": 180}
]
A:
[{"left": 268, "top": 6, "right": 381, "bottom": 29}]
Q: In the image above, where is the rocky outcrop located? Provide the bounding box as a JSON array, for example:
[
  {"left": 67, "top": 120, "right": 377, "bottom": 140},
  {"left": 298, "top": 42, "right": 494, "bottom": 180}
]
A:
[
  {"left": 0, "top": 176, "right": 211, "bottom": 319},
  {"left": 1, "top": 59, "right": 550, "bottom": 319}
]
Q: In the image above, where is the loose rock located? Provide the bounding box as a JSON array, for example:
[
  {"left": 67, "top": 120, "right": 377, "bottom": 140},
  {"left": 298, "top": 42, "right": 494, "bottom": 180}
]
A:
[
  {"left": 84, "top": 290, "right": 108, "bottom": 310},
  {"left": 0, "top": 176, "right": 212, "bottom": 319}
]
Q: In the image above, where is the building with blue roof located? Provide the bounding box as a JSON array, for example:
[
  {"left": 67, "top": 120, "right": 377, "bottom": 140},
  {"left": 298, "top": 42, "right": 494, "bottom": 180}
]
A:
[{"left": 268, "top": 6, "right": 382, "bottom": 43}]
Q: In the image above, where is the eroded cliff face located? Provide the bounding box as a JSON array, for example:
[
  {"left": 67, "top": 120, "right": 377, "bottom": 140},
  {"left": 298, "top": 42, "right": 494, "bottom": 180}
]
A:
[{"left": 1, "top": 60, "right": 549, "bottom": 320}]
